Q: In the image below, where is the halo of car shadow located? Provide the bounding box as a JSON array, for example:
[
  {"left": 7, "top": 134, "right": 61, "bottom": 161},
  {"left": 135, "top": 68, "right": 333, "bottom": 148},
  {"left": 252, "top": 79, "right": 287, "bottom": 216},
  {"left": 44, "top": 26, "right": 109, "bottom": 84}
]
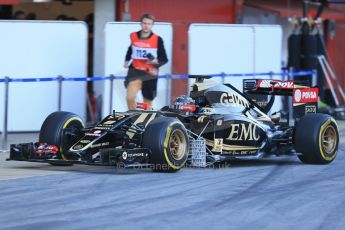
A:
[
  {"left": 5, "top": 155, "right": 304, "bottom": 176},
  {"left": 210, "top": 156, "right": 302, "bottom": 168}
]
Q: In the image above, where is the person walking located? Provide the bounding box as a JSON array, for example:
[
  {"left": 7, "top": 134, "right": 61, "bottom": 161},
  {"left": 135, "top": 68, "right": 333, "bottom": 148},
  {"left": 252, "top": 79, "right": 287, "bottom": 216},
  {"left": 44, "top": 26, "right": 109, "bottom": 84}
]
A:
[{"left": 124, "top": 13, "right": 168, "bottom": 110}]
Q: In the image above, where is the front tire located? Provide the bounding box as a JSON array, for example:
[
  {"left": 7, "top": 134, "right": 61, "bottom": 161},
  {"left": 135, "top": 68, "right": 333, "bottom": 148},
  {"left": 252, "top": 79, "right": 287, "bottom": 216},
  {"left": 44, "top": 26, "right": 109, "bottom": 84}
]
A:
[
  {"left": 295, "top": 113, "right": 339, "bottom": 164},
  {"left": 39, "top": 111, "right": 84, "bottom": 166},
  {"left": 143, "top": 117, "right": 189, "bottom": 172}
]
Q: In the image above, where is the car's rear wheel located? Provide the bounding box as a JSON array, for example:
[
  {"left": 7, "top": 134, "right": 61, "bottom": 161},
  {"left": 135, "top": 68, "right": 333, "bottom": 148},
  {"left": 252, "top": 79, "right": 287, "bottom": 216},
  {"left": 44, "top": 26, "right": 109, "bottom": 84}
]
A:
[
  {"left": 295, "top": 113, "right": 339, "bottom": 164},
  {"left": 142, "top": 117, "right": 189, "bottom": 172},
  {"left": 39, "top": 111, "right": 84, "bottom": 166}
]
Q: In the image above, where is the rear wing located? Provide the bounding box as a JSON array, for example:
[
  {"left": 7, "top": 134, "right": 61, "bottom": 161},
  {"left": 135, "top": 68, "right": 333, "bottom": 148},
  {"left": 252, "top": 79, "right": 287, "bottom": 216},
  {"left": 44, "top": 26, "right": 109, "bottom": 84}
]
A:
[
  {"left": 244, "top": 79, "right": 302, "bottom": 96},
  {"left": 243, "top": 79, "right": 319, "bottom": 120}
]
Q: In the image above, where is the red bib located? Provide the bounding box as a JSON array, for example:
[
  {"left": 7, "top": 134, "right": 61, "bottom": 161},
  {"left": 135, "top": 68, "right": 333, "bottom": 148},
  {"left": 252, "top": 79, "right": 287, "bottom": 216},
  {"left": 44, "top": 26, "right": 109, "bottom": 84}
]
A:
[{"left": 130, "top": 32, "right": 158, "bottom": 76}]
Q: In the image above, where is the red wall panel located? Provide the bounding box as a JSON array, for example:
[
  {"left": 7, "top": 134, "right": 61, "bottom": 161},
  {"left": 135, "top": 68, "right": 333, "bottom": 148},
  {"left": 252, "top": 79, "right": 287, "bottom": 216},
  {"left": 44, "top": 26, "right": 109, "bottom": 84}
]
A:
[
  {"left": 327, "top": 22, "right": 345, "bottom": 103},
  {"left": 0, "top": 0, "right": 19, "bottom": 4}
]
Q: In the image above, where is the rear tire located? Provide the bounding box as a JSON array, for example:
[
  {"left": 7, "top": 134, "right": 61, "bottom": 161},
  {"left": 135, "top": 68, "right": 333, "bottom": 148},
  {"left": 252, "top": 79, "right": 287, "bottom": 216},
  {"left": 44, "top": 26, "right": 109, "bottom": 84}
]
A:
[
  {"left": 295, "top": 113, "right": 339, "bottom": 164},
  {"left": 39, "top": 111, "right": 84, "bottom": 166},
  {"left": 143, "top": 117, "right": 189, "bottom": 172}
]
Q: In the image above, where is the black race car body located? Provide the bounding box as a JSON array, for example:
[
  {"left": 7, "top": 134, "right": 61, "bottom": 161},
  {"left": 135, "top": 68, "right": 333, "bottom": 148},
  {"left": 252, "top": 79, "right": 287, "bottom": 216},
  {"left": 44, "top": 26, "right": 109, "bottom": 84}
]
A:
[{"left": 8, "top": 76, "right": 339, "bottom": 172}]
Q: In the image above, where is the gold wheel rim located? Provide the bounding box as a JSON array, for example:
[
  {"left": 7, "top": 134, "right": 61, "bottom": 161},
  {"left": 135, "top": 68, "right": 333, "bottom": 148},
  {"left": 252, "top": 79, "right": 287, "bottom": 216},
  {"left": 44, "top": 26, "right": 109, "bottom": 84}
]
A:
[
  {"left": 322, "top": 125, "right": 337, "bottom": 154},
  {"left": 169, "top": 129, "right": 187, "bottom": 161}
]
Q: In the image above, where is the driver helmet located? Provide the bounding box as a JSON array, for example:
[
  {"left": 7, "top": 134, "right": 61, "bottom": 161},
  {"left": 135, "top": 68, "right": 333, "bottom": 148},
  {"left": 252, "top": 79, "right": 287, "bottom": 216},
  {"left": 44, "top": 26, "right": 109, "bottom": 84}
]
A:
[{"left": 172, "top": 95, "right": 196, "bottom": 113}]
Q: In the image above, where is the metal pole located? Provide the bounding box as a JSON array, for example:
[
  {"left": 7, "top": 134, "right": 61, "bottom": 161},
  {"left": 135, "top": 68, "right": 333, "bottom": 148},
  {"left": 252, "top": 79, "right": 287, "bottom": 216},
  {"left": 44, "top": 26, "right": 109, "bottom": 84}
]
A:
[
  {"left": 318, "top": 57, "right": 340, "bottom": 106},
  {"left": 221, "top": 72, "right": 225, "bottom": 84},
  {"left": 109, "top": 74, "right": 114, "bottom": 114},
  {"left": 288, "top": 68, "right": 294, "bottom": 125},
  {"left": 57, "top": 75, "right": 63, "bottom": 111},
  {"left": 321, "top": 55, "right": 345, "bottom": 101},
  {"left": 166, "top": 75, "right": 172, "bottom": 106},
  {"left": 252, "top": 26, "right": 256, "bottom": 73},
  {"left": 86, "top": 92, "right": 95, "bottom": 124},
  {"left": 312, "top": 69, "right": 317, "bottom": 87},
  {"left": 282, "top": 69, "right": 288, "bottom": 118},
  {"left": 3, "top": 76, "right": 10, "bottom": 145}
]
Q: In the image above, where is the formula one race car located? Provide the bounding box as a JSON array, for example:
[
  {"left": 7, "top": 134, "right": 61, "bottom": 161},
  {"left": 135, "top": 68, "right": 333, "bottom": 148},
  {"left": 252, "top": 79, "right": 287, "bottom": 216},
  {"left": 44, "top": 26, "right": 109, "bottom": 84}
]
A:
[{"left": 8, "top": 76, "right": 339, "bottom": 172}]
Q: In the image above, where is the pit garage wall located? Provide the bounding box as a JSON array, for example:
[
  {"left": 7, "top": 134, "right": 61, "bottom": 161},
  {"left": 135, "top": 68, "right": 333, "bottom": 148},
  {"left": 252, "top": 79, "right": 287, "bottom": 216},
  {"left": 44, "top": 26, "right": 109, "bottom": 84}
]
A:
[
  {"left": 243, "top": 6, "right": 345, "bottom": 102},
  {"left": 327, "top": 22, "right": 345, "bottom": 94},
  {"left": 327, "top": 4, "right": 345, "bottom": 99},
  {"left": 0, "top": 21, "right": 87, "bottom": 132},
  {"left": 188, "top": 23, "right": 283, "bottom": 112},
  {"left": 116, "top": 0, "right": 238, "bottom": 98},
  {"left": 102, "top": 22, "right": 173, "bottom": 115},
  {"left": 242, "top": 6, "right": 291, "bottom": 68},
  {"left": 12, "top": 1, "right": 93, "bottom": 20}
]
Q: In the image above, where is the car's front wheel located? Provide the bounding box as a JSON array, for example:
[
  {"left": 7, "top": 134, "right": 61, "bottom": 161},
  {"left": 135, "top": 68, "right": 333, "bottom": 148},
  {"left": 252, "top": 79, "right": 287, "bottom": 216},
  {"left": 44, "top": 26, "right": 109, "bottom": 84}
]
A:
[
  {"left": 39, "top": 111, "right": 84, "bottom": 166},
  {"left": 142, "top": 117, "right": 189, "bottom": 172}
]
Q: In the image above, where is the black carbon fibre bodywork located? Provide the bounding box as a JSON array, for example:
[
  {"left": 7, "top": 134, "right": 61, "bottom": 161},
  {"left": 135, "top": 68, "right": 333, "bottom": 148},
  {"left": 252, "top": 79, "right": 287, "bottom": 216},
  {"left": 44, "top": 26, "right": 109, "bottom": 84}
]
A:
[{"left": 9, "top": 77, "right": 316, "bottom": 167}]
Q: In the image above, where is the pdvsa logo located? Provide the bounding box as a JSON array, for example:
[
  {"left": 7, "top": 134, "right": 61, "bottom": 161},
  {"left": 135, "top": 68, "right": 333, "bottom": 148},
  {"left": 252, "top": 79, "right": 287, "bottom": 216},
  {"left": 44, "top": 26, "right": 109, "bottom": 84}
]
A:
[
  {"left": 302, "top": 91, "right": 317, "bottom": 99},
  {"left": 293, "top": 88, "right": 318, "bottom": 103},
  {"left": 294, "top": 89, "right": 302, "bottom": 102}
]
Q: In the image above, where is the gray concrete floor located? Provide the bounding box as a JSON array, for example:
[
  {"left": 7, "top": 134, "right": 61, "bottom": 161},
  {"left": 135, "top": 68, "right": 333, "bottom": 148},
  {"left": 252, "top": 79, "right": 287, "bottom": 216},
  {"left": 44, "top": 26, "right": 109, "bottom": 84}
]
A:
[{"left": 0, "top": 121, "right": 345, "bottom": 229}]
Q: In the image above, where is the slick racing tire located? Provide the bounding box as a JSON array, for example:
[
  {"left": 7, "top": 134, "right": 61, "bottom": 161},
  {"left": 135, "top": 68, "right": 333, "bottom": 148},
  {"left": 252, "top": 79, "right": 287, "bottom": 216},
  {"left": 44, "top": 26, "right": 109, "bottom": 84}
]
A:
[
  {"left": 39, "top": 111, "right": 84, "bottom": 166},
  {"left": 143, "top": 117, "right": 189, "bottom": 172},
  {"left": 295, "top": 114, "right": 339, "bottom": 164}
]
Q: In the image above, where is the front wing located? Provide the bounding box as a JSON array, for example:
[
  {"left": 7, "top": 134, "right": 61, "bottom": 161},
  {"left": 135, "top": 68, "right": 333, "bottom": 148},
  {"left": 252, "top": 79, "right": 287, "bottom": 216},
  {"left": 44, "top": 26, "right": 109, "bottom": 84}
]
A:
[{"left": 8, "top": 142, "right": 153, "bottom": 168}]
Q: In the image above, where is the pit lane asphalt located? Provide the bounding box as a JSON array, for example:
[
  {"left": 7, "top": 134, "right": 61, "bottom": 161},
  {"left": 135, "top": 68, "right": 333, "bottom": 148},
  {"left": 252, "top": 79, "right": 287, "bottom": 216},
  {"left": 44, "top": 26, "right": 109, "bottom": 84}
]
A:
[{"left": 0, "top": 122, "right": 345, "bottom": 230}]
